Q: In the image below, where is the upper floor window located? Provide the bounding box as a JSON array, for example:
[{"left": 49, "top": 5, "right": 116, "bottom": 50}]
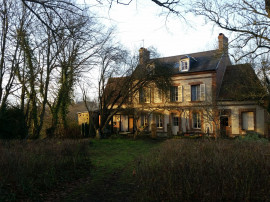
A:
[
  {"left": 170, "top": 85, "right": 183, "bottom": 102},
  {"left": 170, "top": 86, "right": 178, "bottom": 102},
  {"left": 139, "top": 87, "right": 151, "bottom": 103},
  {"left": 191, "top": 85, "right": 200, "bottom": 101},
  {"left": 180, "top": 59, "right": 189, "bottom": 72},
  {"left": 191, "top": 84, "right": 205, "bottom": 101}
]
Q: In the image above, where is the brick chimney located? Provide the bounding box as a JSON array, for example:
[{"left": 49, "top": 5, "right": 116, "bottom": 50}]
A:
[
  {"left": 218, "top": 33, "right": 228, "bottom": 53},
  {"left": 139, "top": 47, "right": 150, "bottom": 65}
]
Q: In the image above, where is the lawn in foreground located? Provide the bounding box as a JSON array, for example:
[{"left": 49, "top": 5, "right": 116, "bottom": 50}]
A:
[{"left": 63, "top": 137, "right": 163, "bottom": 201}]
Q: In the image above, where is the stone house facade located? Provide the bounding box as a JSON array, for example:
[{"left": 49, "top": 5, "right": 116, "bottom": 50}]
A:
[{"left": 110, "top": 33, "right": 268, "bottom": 138}]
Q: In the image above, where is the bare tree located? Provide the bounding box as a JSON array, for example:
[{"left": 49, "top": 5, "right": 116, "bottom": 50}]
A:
[
  {"left": 189, "top": 0, "right": 270, "bottom": 63},
  {"left": 0, "top": 0, "right": 22, "bottom": 109},
  {"left": 45, "top": 6, "right": 109, "bottom": 136},
  {"left": 85, "top": 44, "right": 172, "bottom": 138}
]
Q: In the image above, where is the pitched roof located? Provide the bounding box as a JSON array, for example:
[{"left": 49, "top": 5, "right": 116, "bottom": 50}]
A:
[
  {"left": 218, "top": 64, "right": 265, "bottom": 101},
  {"left": 156, "top": 50, "right": 222, "bottom": 74}
]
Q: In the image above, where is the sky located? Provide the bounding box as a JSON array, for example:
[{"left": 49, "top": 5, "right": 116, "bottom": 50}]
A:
[
  {"left": 86, "top": 0, "right": 230, "bottom": 57},
  {"left": 76, "top": 0, "right": 231, "bottom": 100}
]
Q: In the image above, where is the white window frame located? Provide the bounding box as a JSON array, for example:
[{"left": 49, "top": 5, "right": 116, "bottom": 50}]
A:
[
  {"left": 170, "top": 86, "right": 178, "bottom": 102},
  {"left": 156, "top": 114, "right": 163, "bottom": 128},
  {"left": 192, "top": 112, "right": 201, "bottom": 129},
  {"left": 139, "top": 87, "right": 151, "bottom": 103},
  {"left": 191, "top": 85, "right": 200, "bottom": 101},
  {"left": 191, "top": 84, "right": 205, "bottom": 101},
  {"left": 180, "top": 59, "right": 189, "bottom": 72},
  {"left": 141, "top": 114, "right": 148, "bottom": 127}
]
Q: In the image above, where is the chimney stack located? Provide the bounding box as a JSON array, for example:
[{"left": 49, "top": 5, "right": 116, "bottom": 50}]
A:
[
  {"left": 139, "top": 47, "right": 150, "bottom": 65},
  {"left": 218, "top": 33, "right": 228, "bottom": 53}
]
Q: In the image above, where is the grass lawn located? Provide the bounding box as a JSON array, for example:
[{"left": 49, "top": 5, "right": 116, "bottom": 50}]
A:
[
  {"left": 1, "top": 137, "right": 269, "bottom": 201},
  {"left": 62, "top": 137, "right": 163, "bottom": 201}
]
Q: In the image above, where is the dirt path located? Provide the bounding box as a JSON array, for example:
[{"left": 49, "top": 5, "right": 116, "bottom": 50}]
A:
[{"left": 42, "top": 163, "right": 137, "bottom": 201}]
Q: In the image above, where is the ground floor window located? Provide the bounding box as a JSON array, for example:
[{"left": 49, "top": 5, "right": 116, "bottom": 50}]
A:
[
  {"left": 156, "top": 115, "right": 163, "bottom": 128},
  {"left": 192, "top": 112, "right": 201, "bottom": 129},
  {"left": 141, "top": 114, "right": 148, "bottom": 127},
  {"left": 242, "top": 111, "right": 254, "bottom": 130},
  {"left": 173, "top": 115, "right": 179, "bottom": 126}
]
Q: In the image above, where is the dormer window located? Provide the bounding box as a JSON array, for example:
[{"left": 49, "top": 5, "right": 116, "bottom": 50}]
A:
[{"left": 180, "top": 58, "right": 189, "bottom": 72}]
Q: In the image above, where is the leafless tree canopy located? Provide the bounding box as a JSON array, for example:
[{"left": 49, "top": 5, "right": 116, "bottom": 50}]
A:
[{"left": 190, "top": 0, "right": 270, "bottom": 62}]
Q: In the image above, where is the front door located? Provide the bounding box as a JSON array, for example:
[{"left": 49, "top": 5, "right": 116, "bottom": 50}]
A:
[
  {"left": 171, "top": 114, "right": 180, "bottom": 135},
  {"left": 128, "top": 117, "right": 134, "bottom": 133},
  {"left": 220, "top": 116, "right": 229, "bottom": 137}
]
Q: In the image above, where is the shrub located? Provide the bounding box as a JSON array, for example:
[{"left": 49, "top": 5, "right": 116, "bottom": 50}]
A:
[
  {"left": 0, "top": 106, "right": 27, "bottom": 139},
  {"left": 135, "top": 139, "right": 270, "bottom": 201},
  {"left": 238, "top": 131, "right": 268, "bottom": 142},
  {"left": 0, "top": 139, "right": 91, "bottom": 201}
]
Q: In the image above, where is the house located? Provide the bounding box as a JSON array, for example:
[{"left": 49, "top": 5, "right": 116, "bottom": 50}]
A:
[{"left": 108, "top": 33, "right": 269, "bottom": 138}]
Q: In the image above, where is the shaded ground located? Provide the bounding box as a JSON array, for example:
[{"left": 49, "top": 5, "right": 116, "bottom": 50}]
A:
[{"left": 44, "top": 137, "right": 162, "bottom": 202}]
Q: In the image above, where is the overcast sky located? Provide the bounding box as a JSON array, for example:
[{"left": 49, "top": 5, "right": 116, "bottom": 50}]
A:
[{"left": 87, "top": 0, "right": 230, "bottom": 57}]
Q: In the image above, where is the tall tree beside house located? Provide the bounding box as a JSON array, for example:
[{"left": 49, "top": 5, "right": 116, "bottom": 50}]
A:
[
  {"left": 92, "top": 46, "right": 173, "bottom": 138},
  {"left": 0, "top": 0, "right": 119, "bottom": 138},
  {"left": 44, "top": 5, "right": 113, "bottom": 137},
  {"left": 0, "top": 0, "right": 21, "bottom": 110}
]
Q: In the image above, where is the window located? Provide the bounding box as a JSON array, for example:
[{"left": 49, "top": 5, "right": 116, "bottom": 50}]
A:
[
  {"left": 191, "top": 85, "right": 200, "bottom": 101},
  {"left": 170, "top": 86, "right": 178, "bottom": 102},
  {"left": 139, "top": 88, "right": 150, "bottom": 103},
  {"left": 141, "top": 114, "right": 148, "bottom": 127},
  {"left": 180, "top": 60, "right": 188, "bottom": 71},
  {"left": 156, "top": 115, "right": 163, "bottom": 128},
  {"left": 242, "top": 112, "right": 254, "bottom": 130},
  {"left": 173, "top": 116, "right": 179, "bottom": 126},
  {"left": 191, "top": 84, "right": 205, "bottom": 101},
  {"left": 193, "top": 112, "right": 201, "bottom": 129}
]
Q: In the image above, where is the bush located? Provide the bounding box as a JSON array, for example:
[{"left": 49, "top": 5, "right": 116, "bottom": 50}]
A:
[
  {"left": 0, "top": 139, "right": 91, "bottom": 201},
  {"left": 135, "top": 139, "right": 270, "bottom": 201},
  {"left": 0, "top": 106, "right": 27, "bottom": 139},
  {"left": 238, "top": 131, "right": 268, "bottom": 142}
]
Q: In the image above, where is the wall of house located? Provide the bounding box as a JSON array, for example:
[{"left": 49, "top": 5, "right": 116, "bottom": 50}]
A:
[
  {"left": 218, "top": 102, "right": 266, "bottom": 136},
  {"left": 78, "top": 112, "right": 89, "bottom": 125},
  {"left": 132, "top": 72, "right": 214, "bottom": 108},
  {"left": 129, "top": 72, "right": 215, "bottom": 136},
  {"left": 171, "top": 73, "right": 214, "bottom": 105}
]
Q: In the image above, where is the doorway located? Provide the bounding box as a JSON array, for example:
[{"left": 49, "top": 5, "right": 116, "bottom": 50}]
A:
[{"left": 128, "top": 117, "right": 134, "bottom": 133}]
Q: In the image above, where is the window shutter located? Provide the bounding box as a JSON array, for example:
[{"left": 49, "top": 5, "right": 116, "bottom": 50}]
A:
[
  {"left": 186, "top": 85, "right": 191, "bottom": 102},
  {"left": 154, "top": 88, "right": 162, "bottom": 103},
  {"left": 178, "top": 85, "right": 183, "bottom": 102},
  {"left": 135, "top": 89, "right": 140, "bottom": 103},
  {"left": 145, "top": 88, "right": 150, "bottom": 103},
  {"left": 200, "top": 84, "right": 205, "bottom": 101}
]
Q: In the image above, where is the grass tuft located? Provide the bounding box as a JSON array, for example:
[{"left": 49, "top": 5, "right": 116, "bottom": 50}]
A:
[
  {"left": 135, "top": 139, "right": 270, "bottom": 201},
  {"left": 0, "top": 139, "right": 91, "bottom": 201}
]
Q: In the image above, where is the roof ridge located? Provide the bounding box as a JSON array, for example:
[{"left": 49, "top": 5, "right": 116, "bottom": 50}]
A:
[{"left": 153, "top": 49, "right": 217, "bottom": 60}]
